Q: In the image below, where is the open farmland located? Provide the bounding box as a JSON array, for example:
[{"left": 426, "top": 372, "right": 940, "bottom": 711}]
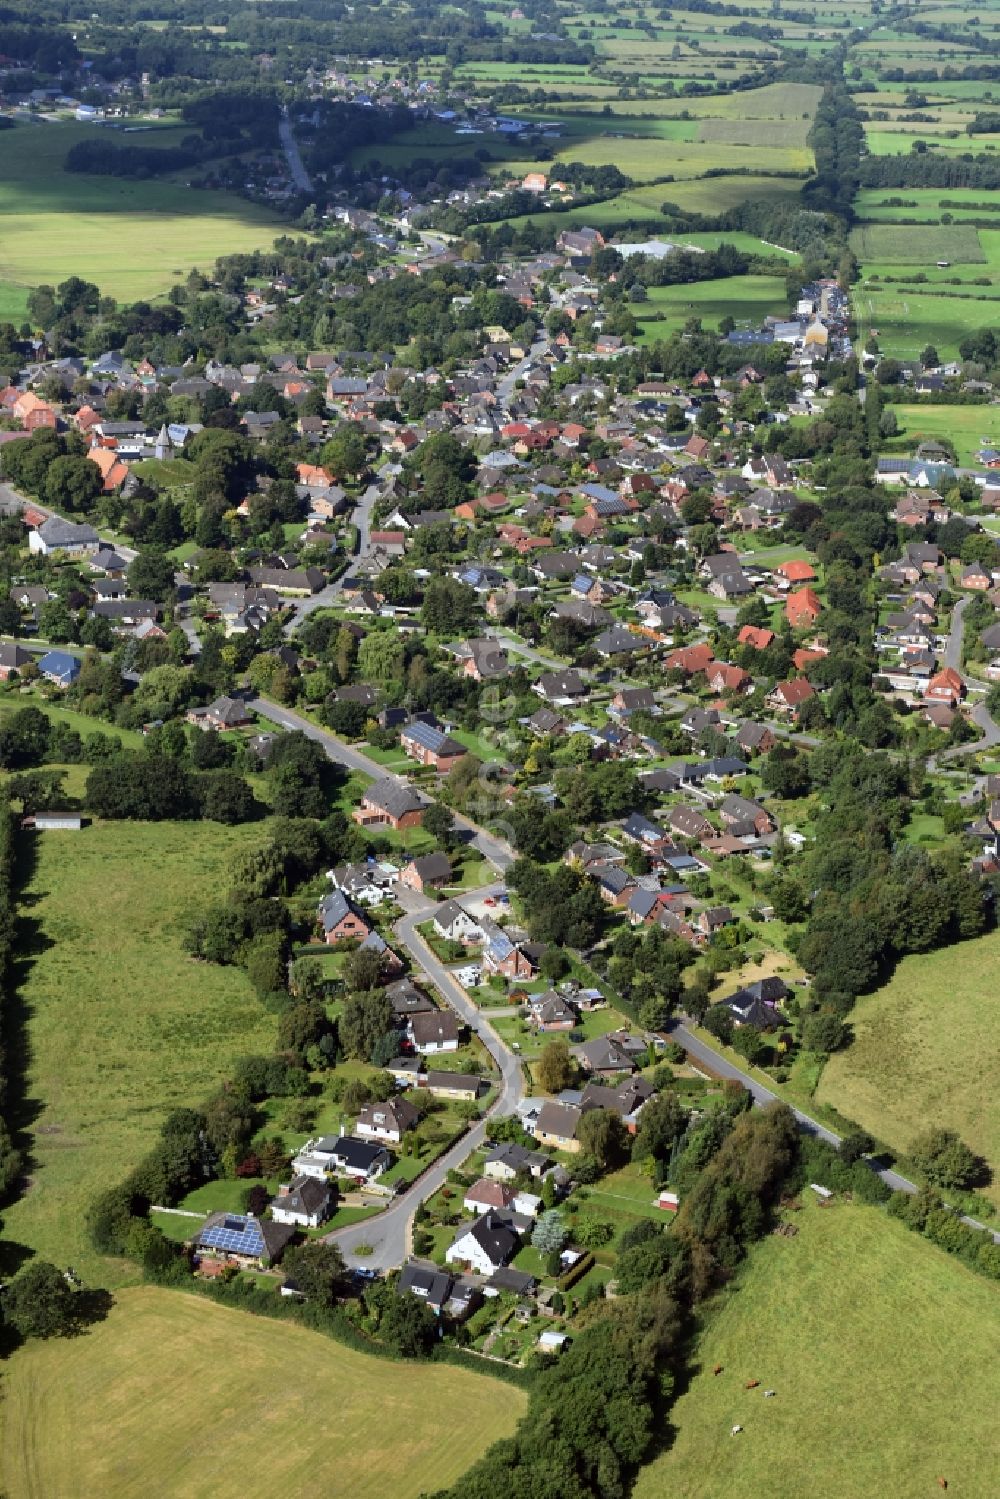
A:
[
  {"left": 635, "top": 1198, "right": 1000, "bottom": 1499},
  {"left": 0, "top": 820, "right": 274, "bottom": 1284},
  {"left": 849, "top": 222, "right": 985, "bottom": 263},
  {"left": 855, "top": 282, "right": 1000, "bottom": 359},
  {"left": 0, "top": 1287, "right": 527, "bottom": 1499},
  {"left": 817, "top": 932, "right": 1000, "bottom": 1201},
  {"left": 0, "top": 120, "right": 284, "bottom": 302}
]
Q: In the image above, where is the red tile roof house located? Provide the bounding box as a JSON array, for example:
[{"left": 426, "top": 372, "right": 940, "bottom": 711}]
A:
[
  {"left": 785, "top": 586, "right": 822, "bottom": 628},
  {"left": 767, "top": 678, "right": 816, "bottom": 717},
  {"left": 925, "top": 667, "right": 964, "bottom": 706},
  {"left": 317, "top": 890, "right": 373, "bottom": 946},
  {"left": 737, "top": 625, "right": 775, "bottom": 651},
  {"left": 707, "top": 662, "right": 751, "bottom": 696},
  {"left": 774, "top": 559, "right": 817, "bottom": 586},
  {"left": 665, "top": 642, "right": 715, "bottom": 678}
]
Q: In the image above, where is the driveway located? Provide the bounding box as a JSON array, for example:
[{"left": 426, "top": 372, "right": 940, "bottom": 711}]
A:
[{"left": 324, "top": 907, "right": 525, "bottom": 1270}]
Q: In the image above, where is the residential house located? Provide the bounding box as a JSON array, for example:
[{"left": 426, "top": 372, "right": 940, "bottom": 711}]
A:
[
  {"left": 408, "top": 1010, "right": 462, "bottom": 1054},
  {"left": 420, "top": 1070, "right": 482, "bottom": 1101},
  {"left": 446, "top": 1211, "right": 520, "bottom": 1274},
  {"left": 36, "top": 650, "right": 81, "bottom": 687},
  {"left": 400, "top": 719, "right": 467, "bottom": 772},
  {"left": 483, "top": 1142, "right": 551, "bottom": 1181},
  {"left": 433, "top": 899, "right": 484, "bottom": 944},
  {"left": 316, "top": 890, "right": 373, "bottom": 945},
  {"left": 355, "top": 1096, "right": 420, "bottom": 1144},
  {"left": 399, "top": 851, "right": 452, "bottom": 894},
  {"left": 0, "top": 643, "right": 33, "bottom": 679},
  {"left": 28, "top": 517, "right": 100, "bottom": 556},
  {"left": 269, "top": 1176, "right": 334, "bottom": 1228},
  {"left": 353, "top": 778, "right": 426, "bottom": 831},
  {"left": 767, "top": 678, "right": 816, "bottom": 716},
  {"left": 196, "top": 1212, "right": 294, "bottom": 1268}
]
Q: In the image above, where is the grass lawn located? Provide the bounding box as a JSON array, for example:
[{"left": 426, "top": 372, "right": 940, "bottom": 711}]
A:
[
  {"left": 2, "top": 820, "right": 274, "bottom": 1284},
  {"left": 0, "top": 1286, "right": 527, "bottom": 1499},
  {"left": 0, "top": 689, "right": 143, "bottom": 748},
  {"left": 0, "top": 121, "right": 286, "bottom": 302},
  {"left": 636, "top": 275, "right": 789, "bottom": 341},
  {"left": 855, "top": 281, "right": 1000, "bottom": 359},
  {"left": 634, "top": 1197, "right": 1000, "bottom": 1499},
  {"left": 817, "top": 931, "right": 1000, "bottom": 1202}
]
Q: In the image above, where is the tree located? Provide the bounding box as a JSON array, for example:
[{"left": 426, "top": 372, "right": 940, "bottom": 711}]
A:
[
  {"left": 357, "top": 630, "right": 404, "bottom": 684},
  {"left": 3, "top": 1261, "right": 78, "bottom": 1339},
  {"left": 422, "top": 801, "right": 455, "bottom": 849},
  {"left": 244, "top": 934, "right": 289, "bottom": 1000},
  {"left": 840, "top": 1129, "right": 875, "bottom": 1165},
  {"left": 342, "top": 946, "right": 387, "bottom": 994},
  {"left": 366, "top": 1280, "right": 438, "bottom": 1356},
  {"left": 280, "top": 1241, "right": 346, "bottom": 1304},
  {"left": 198, "top": 769, "right": 257, "bottom": 824},
  {"left": 632, "top": 1092, "right": 686, "bottom": 1163},
  {"left": 340, "top": 990, "right": 394, "bottom": 1062},
  {"left": 800, "top": 1011, "right": 847, "bottom": 1054},
  {"left": 531, "top": 1208, "right": 568, "bottom": 1254},
  {"left": 128, "top": 549, "right": 176, "bottom": 603},
  {"left": 43, "top": 454, "right": 102, "bottom": 512},
  {"left": 536, "top": 1037, "right": 575, "bottom": 1094},
  {"left": 909, "top": 1128, "right": 984, "bottom": 1191},
  {"left": 576, "top": 1108, "right": 629, "bottom": 1171}
]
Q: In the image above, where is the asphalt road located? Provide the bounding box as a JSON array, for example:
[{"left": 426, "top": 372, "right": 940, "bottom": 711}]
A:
[
  {"left": 247, "top": 695, "right": 514, "bottom": 870},
  {"left": 496, "top": 336, "right": 550, "bottom": 409},
  {"left": 279, "top": 109, "right": 313, "bottom": 194},
  {"left": 324, "top": 904, "right": 525, "bottom": 1270}
]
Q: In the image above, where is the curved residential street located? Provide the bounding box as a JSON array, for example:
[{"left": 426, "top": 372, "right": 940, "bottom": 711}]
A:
[
  {"left": 934, "top": 594, "right": 1000, "bottom": 761},
  {"left": 324, "top": 905, "right": 525, "bottom": 1270}
]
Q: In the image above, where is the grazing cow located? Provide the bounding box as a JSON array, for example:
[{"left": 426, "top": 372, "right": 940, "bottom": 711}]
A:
[
  {"left": 937, "top": 1481, "right": 948, "bottom": 1491},
  {"left": 713, "top": 1364, "right": 723, "bottom": 1376},
  {"left": 763, "top": 1390, "right": 776, "bottom": 1399},
  {"left": 745, "top": 1379, "right": 760, "bottom": 1390},
  {"left": 730, "top": 1425, "right": 743, "bottom": 1436}
]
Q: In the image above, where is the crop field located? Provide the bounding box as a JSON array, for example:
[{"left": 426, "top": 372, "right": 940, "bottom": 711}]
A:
[
  {"left": 0, "top": 1287, "right": 527, "bottom": 1499},
  {"left": 849, "top": 222, "right": 985, "bottom": 263},
  {"left": 696, "top": 118, "right": 811, "bottom": 148},
  {"left": 0, "top": 120, "right": 284, "bottom": 302},
  {"left": 636, "top": 275, "right": 789, "bottom": 340},
  {"left": 887, "top": 403, "right": 1000, "bottom": 465},
  {"left": 854, "top": 187, "right": 1000, "bottom": 223},
  {"left": 817, "top": 932, "right": 1000, "bottom": 1200},
  {"left": 635, "top": 1198, "right": 1000, "bottom": 1499},
  {"left": 0, "top": 820, "right": 274, "bottom": 1284}
]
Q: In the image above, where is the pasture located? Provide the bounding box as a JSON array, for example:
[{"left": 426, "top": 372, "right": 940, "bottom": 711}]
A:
[
  {"left": 635, "top": 1198, "right": 1000, "bottom": 1499},
  {"left": 817, "top": 931, "right": 1000, "bottom": 1200},
  {"left": 0, "top": 1287, "right": 527, "bottom": 1499},
  {"left": 0, "top": 120, "right": 284, "bottom": 302},
  {"left": 849, "top": 222, "right": 985, "bottom": 263},
  {"left": 0, "top": 820, "right": 274, "bottom": 1284}
]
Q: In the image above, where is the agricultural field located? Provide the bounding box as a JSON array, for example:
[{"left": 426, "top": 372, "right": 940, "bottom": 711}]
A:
[
  {"left": 886, "top": 403, "right": 1000, "bottom": 465},
  {"left": 817, "top": 932, "right": 1000, "bottom": 1201},
  {"left": 849, "top": 222, "right": 985, "bottom": 264},
  {"left": 0, "top": 820, "right": 274, "bottom": 1284},
  {"left": 635, "top": 1198, "right": 1000, "bottom": 1499},
  {"left": 635, "top": 274, "right": 789, "bottom": 340},
  {"left": 0, "top": 120, "right": 285, "bottom": 302},
  {"left": 0, "top": 1287, "right": 527, "bottom": 1499}
]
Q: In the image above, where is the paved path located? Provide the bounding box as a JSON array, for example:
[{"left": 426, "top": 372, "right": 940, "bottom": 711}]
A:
[
  {"left": 324, "top": 905, "right": 525, "bottom": 1270},
  {"left": 496, "top": 335, "right": 550, "bottom": 409},
  {"left": 668, "top": 1018, "right": 1000, "bottom": 1241},
  {"left": 279, "top": 108, "right": 313, "bottom": 194},
  {"left": 248, "top": 696, "right": 514, "bottom": 870}
]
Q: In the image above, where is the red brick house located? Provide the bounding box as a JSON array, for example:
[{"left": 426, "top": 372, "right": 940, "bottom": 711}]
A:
[
  {"left": 317, "top": 890, "right": 373, "bottom": 945},
  {"left": 398, "top": 852, "right": 452, "bottom": 894},
  {"left": 353, "top": 777, "right": 425, "bottom": 831}
]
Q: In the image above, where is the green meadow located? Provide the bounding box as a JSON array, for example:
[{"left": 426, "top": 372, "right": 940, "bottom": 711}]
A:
[{"left": 0, "top": 120, "right": 285, "bottom": 302}]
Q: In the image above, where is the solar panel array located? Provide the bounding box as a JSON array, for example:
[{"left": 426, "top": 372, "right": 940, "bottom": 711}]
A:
[{"left": 199, "top": 1216, "right": 265, "bottom": 1256}]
